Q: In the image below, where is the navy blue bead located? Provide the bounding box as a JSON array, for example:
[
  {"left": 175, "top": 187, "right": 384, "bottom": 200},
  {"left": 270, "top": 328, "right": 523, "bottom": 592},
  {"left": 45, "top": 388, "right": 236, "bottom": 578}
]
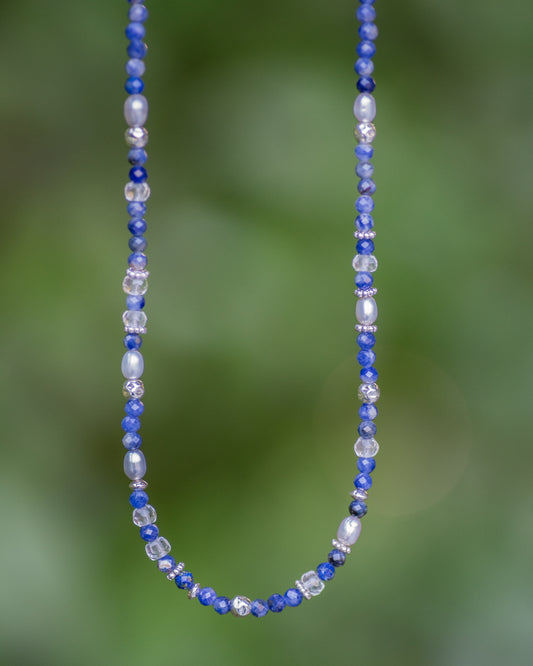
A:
[
  {"left": 354, "top": 57, "right": 374, "bottom": 77},
  {"left": 251, "top": 599, "right": 269, "bottom": 617},
  {"left": 268, "top": 594, "right": 286, "bottom": 613},
  {"left": 355, "top": 143, "right": 374, "bottom": 161},
  {"left": 125, "top": 77, "right": 144, "bottom": 94},
  {"left": 124, "top": 333, "right": 143, "bottom": 350},
  {"left": 356, "top": 161, "right": 374, "bottom": 179},
  {"left": 328, "top": 549, "right": 346, "bottom": 567},
  {"left": 355, "top": 272, "right": 373, "bottom": 289},
  {"left": 129, "top": 166, "right": 147, "bottom": 183},
  {"left": 198, "top": 587, "right": 217, "bottom": 606},
  {"left": 359, "top": 403, "right": 378, "bottom": 420},
  {"left": 214, "top": 596, "right": 231, "bottom": 615},
  {"left": 317, "top": 562, "right": 335, "bottom": 581},
  {"left": 129, "top": 252, "right": 147, "bottom": 269},
  {"left": 356, "top": 238, "right": 375, "bottom": 254},
  {"left": 125, "top": 399, "right": 144, "bottom": 417},
  {"left": 125, "top": 22, "right": 146, "bottom": 40},
  {"left": 355, "top": 196, "right": 374, "bottom": 215},
  {"left": 157, "top": 555, "right": 176, "bottom": 573},
  {"left": 357, "top": 331, "right": 376, "bottom": 349},
  {"left": 129, "top": 4, "right": 149, "bottom": 22},
  {"left": 129, "top": 489, "right": 148, "bottom": 508},
  {"left": 356, "top": 5, "right": 376, "bottom": 22},
  {"left": 357, "top": 76, "right": 376, "bottom": 93},
  {"left": 176, "top": 571, "right": 193, "bottom": 589},
  {"left": 358, "top": 178, "right": 376, "bottom": 195},
  {"left": 128, "top": 218, "right": 147, "bottom": 235},
  {"left": 360, "top": 366, "right": 378, "bottom": 383},
  {"left": 358, "top": 420, "right": 377, "bottom": 438},
  {"left": 284, "top": 588, "right": 303, "bottom": 607},
  {"left": 359, "top": 22, "right": 379, "bottom": 41},
  {"left": 127, "top": 202, "right": 146, "bottom": 218},
  {"left": 127, "top": 40, "right": 147, "bottom": 59},
  {"left": 140, "top": 524, "right": 159, "bottom": 542},
  {"left": 122, "top": 416, "right": 141, "bottom": 432},
  {"left": 349, "top": 500, "right": 368, "bottom": 518},
  {"left": 128, "top": 235, "right": 147, "bottom": 252},
  {"left": 357, "top": 457, "right": 376, "bottom": 474},
  {"left": 357, "top": 349, "right": 376, "bottom": 367},
  {"left": 126, "top": 295, "right": 145, "bottom": 310},
  {"left": 126, "top": 58, "right": 145, "bottom": 77},
  {"left": 123, "top": 432, "right": 142, "bottom": 450},
  {"left": 128, "top": 148, "right": 148, "bottom": 166},
  {"left": 357, "top": 40, "right": 376, "bottom": 59},
  {"left": 355, "top": 213, "right": 374, "bottom": 231},
  {"left": 354, "top": 473, "right": 373, "bottom": 490}
]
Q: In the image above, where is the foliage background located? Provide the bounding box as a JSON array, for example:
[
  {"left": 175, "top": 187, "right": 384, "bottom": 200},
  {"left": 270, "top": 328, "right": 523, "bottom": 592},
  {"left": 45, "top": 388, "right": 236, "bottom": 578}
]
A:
[{"left": 1, "top": 1, "right": 532, "bottom": 665}]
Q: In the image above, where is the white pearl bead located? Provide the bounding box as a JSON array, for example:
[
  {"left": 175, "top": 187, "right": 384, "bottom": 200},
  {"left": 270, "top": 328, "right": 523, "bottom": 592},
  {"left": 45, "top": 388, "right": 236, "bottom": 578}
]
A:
[
  {"left": 353, "top": 93, "right": 376, "bottom": 122},
  {"left": 124, "top": 450, "right": 147, "bottom": 480},
  {"left": 121, "top": 350, "right": 144, "bottom": 379},
  {"left": 356, "top": 297, "right": 378, "bottom": 325},
  {"left": 337, "top": 516, "right": 361, "bottom": 546},
  {"left": 124, "top": 94, "right": 149, "bottom": 127}
]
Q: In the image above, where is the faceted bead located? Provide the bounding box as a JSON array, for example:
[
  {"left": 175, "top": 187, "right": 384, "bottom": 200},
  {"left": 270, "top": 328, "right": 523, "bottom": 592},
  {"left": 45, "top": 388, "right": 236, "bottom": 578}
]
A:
[
  {"left": 123, "top": 275, "right": 148, "bottom": 296},
  {"left": 356, "top": 5, "right": 376, "bottom": 22},
  {"left": 356, "top": 297, "right": 378, "bottom": 325},
  {"left": 145, "top": 536, "right": 171, "bottom": 561},
  {"left": 126, "top": 58, "right": 146, "bottom": 77},
  {"left": 356, "top": 161, "right": 374, "bottom": 179},
  {"left": 356, "top": 239, "right": 375, "bottom": 255},
  {"left": 354, "top": 473, "right": 373, "bottom": 490},
  {"left": 268, "top": 594, "right": 286, "bottom": 613},
  {"left": 354, "top": 436, "right": 380, "bottom": 457},
  {"left": 129, "top": 253, "right": 147, "bottom": 270},
  {"left": 353, "top": 253, "right": 378, "bottom": 272},
  {"left": 123, "top": 310, "right": 147, "bottom": 332},
  {"left": 251, "top": 599, "right": 269, "bottom": 618},
  {"left": 354, "top": 58, "right": 374, "bottom": 77},
  {"left": 337, "top": 516, "right": 362, "bottom": 546},
  {"left": 124, "top": 334, "right": 143, "bottom": 350},
  {"left": 128, "top": 217, "right": 147, "bottom": 234},
  {"left": 128, "top": 149, "right": 148, "bottom": 167},
  {"left": 357, "top": 331, "right": 376, "bottom": 349},
  {"left": 358, "top": 178, "right": 376, "bottom": 195},
  {"left": 129, "top": 4, "right": 148, "bottom": 22},
  {"left": 355, "top": 143, "right": 373, "bottom": 161},
  {"left": 132, "top": 504, "right": 157, "bottom": 526},
  {"left": 121, "top": 350, "right": 144, "bottom": 379},
  {"left": 358, "top": 420, "right": 377, "bottom": 438},
  {"left": 176, "top": 571, "right": 194, "bottom": 589},
  {"left": 349, "top": 500, "right": 368, "bottom": 518},
  {"left": 358, "top": 382, "right": 380, "bottom": 403},
  {"left": 317, "top": 562, "right": 335, "bottom": 581},
  {"left": 284, "top": 588, "right": 303, "bottom": 607},
  {"left": 301, "top": 571, "right": 325, "bottom": 597},
  {"left": 126, "top": 294, "right": 145, "bottom": 310},
  {"left": 127, "top": 201, "right": 146, "bottom": 218},
  {"left": 121, "top": 416, "right": 140, "bottom": 432},
  {"left": 128, "top": 236, "right": 147, "bottom": 253},
  {"left": 328, "top": 549, "right": 346, "bottom": 567},
  {"left": 129, "top": 489, "right": 148, "bottom": 508},
  {"left": 359, "top": 22, "right": 378, "bottom": 41},
  {"left": 359, "top": 403, "right": 378, "bottom": 420},
  {"left": 198, "top": 587, "right": 217, "bottom": 606},
  {"left": 124, "top": 450, "right": 146, "bottom": 480},
  {"left": 123, "top": 378, "right": 145, "bottom": 399},
  {"left": 355, "top": 213, "right": 374, "bottom": 231},
  {"left": 124, "top": 181, "right": 151, "bottom": 202},
  {"left": 357, "top": 76, "right": 376, "bottom": 93},
  {"left": 129, "top": 166, "right": 147, "bottom": 183},
  {"left": 125, "top": 126, "right": 148, "bottom": 148},
  {"left": 357, "top": 40, "right": 376, "bottom": 59},
  {"left": 123, "top": 431, "right": 142, "bottom": 450},
  {"left": 355, "top": 272, "right": 373, "bottom": 289},
  {"left": 360, "top": 367, "right": 378, "bottom": 383},
  {"left": 231, "top": 596, "right": 252, "bottom": 617},
  {"left": 125, "top": 399, "right": 144, "bottom": 417},
  {"left": 353, "top": 93, "right": 376, "bottom": 123},
  {"left": 140, "top": 524, "right": 159, "bottom": 542},
  {"left": 355, "top": 195, "right": 374, "bottom": 214},
  {"left": 357, "top": 457, "right": 376, "bottom": 474},
  {"left": 157, "top": 555, "right": 176, "bottom": 573},
  {"left": 125, "top": 22, "right": 145, "bottom": 40},
  {"left": 214, "top": 596, "right": 232, "bottom": 615},
  {"left": 357, "top": 349, "right": 376, "bottom": 367},
  {"left": 127, "top": 40, "right": 147, "bottom": 59},
  {"left": 354, "top": 122, "right": 376, "bottom": 144},
  {"left": 125, "top": 77, "right": 144, "bottom": 95}
]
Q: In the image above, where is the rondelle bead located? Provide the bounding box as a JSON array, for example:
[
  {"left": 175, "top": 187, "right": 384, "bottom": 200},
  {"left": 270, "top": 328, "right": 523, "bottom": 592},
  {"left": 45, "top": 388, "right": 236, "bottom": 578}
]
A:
[
  {"left": 145, "top": 537, "right": 171, "bottom": 561},
  {"left": 349, "top": 500, "right": 368, "bottom": 518},
  {"left": 124, "top": 449, "right": 147, "bottom": 480},
  {"left": 358, "top": 382, "right": 380, "bottom": 403},
  {"left": 352, "top": 254, "right": 378, "bottom": 272},
  {"left": 357, "top": 76, "right": 376, "bottom": 93},
  {"left": 121, "top": 350, "right": 144, "bottom": 379},
  {"left": 357, "top": 40, "right": 376, "bottom": 59},
  {"left": 176, "top": 571, "right": 194, "bottom": 589},
  {"left": 354, "top": 473, "right": 373, "bottom": 490},
  {"left": 198, "top": 587, "right": 217, "bottom": 606},
  {"left": 357, "top": 457, "right": 376, "bottom": 474},
  {"left": 354, "top": 122, "right": 376, "bottom": 144},
  {"left": 214, "top": 596, "right": 232, "bottom": 615},
  {"left": 129, "top": 489, "right": 148, "bottom": 508},
  {"left": 300, "top": 571, "right": 325, "bottom": 597},
  {"left": 328, "top": 549, "right": 346, "bottom": 567},
  {"left": 231, "top": 596, "right": 252, "bottom": 617},
  {"left": 124, "top": 181, "right": 151, "bottom": 202},
  {"left": 359, "top": 403, "right": 378, "bottom": 420},
  {"left": 123, "top": 431, "right": 142, "bottom": 450},
  {"left": 284, "top": 588, "right": 303, "bottom": 607},
  {"left": 157, "top": 555, "right": 176, "bottom": 573},
  {"left": 354, "top": 436, "right": 380, "bottom": 457},
  {"left": 123, "top": 379, "right": 145, "bottom": 399},
  {"left": 251, "top": 599, "right": 269, "bottom": 618},
  {"left": 356, "top": 297, "right": 378, "bottom": 325},
  {"left": 125, "top": 126, "right": 148, "bottom": 148},
  {"left": 133, "top": 504, "right": 157, "bottom": 526},
  {"left": 337, "top": 516, "right": 362, "bottom": 547},
  {"left": 317, "top": 562, "right": 335, "bottom": 581}
]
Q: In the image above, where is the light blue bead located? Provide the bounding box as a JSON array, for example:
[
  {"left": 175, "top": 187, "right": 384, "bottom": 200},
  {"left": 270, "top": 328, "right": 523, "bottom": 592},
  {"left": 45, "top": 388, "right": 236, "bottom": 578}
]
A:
[
  {"left": 356, "top": 161, "right": 374, "bottom": 178},
  {"left": 358, "top": 178, "right": 376, "bottom": 195},
  {"left": 355, "top": 196, "right": 374, "bottom": 214},
  {"left": 125, "top": 22, "right": 146, "bottom": 40},
  {"left": 317, "top": 562, "right": 335, "bottom": 581},
  {"left": 356, "top": 5, "right": 376, "bottom": 22},
  {"left": 124, "top": 450, "right": 146, "bottom": 480},
  {"left": 355, "top": 213, "right": 374, "bottom": 231},
  {"left": 126, "top": 294, "right": 145, "bottom": 310},
  {"left": 157, "top": 555, "right": 176, "bottom": 573},
  {"left": 354, "top": 472, "right": 373, "bottom": 490},
  {"left": 357, "top": 457, "right": 376, "bottom": 474},
  {"left": 355, "top": 143, "right": 373, "bottom": 161},
  {"left": 128, "top": 148, "right": 148, "bottom": 166},
  {"left": 360, "top": 367, "right": 378, "bottom": 383},
  {"left": 357, "top": 349, "right": 375, "bottom": 367},
  {"left": 358, "top": 420, "right": 377, "bottom": 438},
  {"left": 268, "top": 594, "right": 286, "bottom": 613},
  {"left": 359, "top": 22, "right": 379, "bottom": 41},
  {"left": 128, "top": 5, "right": 149, "bottom": 22},
  {"left": 214, "top": 596, "right": 232, "bottom": 615},
  {"left": 354, "top": 58, "right": 374, "bottom": 77},
  {"left": 357, "top": 40, "right": 376, "bottom": 58},
  {"left": 126, "top": 58, "right": 146, "bottom": 77},
  {"left": 123, "top": 431, "right": 142, "bottom": 450},
  {"left": 198, "top": 587, "right": 217, "bottom": 606}
]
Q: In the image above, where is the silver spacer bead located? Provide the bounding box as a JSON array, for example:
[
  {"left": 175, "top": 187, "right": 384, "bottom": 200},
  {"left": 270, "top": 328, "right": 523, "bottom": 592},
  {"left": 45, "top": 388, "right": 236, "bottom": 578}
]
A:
[
  {"left": 295, "top": 579, "right": 312, "bottom": 601},
  {"left": 354, "top": 230, "right": 376, "bottom": 240},
  {"left": 332, "top": 538, "right": 352, "bottom": 555},
  {"left": 129, "top": 479, "right": 148, "bottom": 490},
  {"left": 126, "top": 268, "right": 150, "bottom": 279},
  {"left": 355, "top": 324, "right": 378, "bottom": 333},
  {"left": 350, "top": 488, "right": 368, "bottom": 501},
  {"left": 188, "top": 583, "right": 201, "bottom": 599},
  {"left": 354, "top": 287, "right": 378, "bottom": 298},
  {"left": 124, "top": 325, "right": 147, "bottom": 335},
  {"left": 166, "top": 562, "right": 185, "bottom": 581}
]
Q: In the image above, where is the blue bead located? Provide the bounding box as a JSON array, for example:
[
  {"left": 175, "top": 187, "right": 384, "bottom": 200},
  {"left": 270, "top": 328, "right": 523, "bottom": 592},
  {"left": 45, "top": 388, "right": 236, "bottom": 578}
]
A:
[
  {"left": 126, "top": 58, "right": 146, "bottom": 77},
  {"left": 129, "top": 489, "right": 148, "bottom": 508},
  {"left": 122, "top": 416, "right": 141, "bottom": 432},
  {"left": 214, "top": 596, "right": 232, "bottom": 615},
  {"left": 157, "top": 555, "right": 176, "bottom": 572},
  {"left": 129, "top": 252, "right": 147, "bottom": 269},
  {"left": 251, "top": 599, "right": 269, "bottom": 617},
  {"left": 357, "top": 76, "right": 376, "bottom": 93},
  {"left": 140, "top": 524, "right": 159, "bottom": 542},
  {"left": 129, "top": 166, "right": 147, "bottom": 183},
  {"left": 317, "top": 562, "right": 335, "bottom": 581},
  {"left": 128, "top": 218, "right": 147, "bottom": 235},
  {"left": 356, "top": 238, "right": 375, "bottom": 254},
  {"left": 349, "top": 500, "right": 368, "bottom": 518},
  {"left": 123, "top": 432, "right": 142, "bottom": 450},
  {"left": 125, "top": 399, "right": 144, "bottom": 417},
  {"left": 124, "top": 333, "right": 143, "bottom": 350},
  {"left": 127, "top": 40, "right": 147, "bottom": 59},
  {"left": 284, "top": 588, "right": 303, "bottom": 607},
  {"left": 354, "top": 57, "right": 374, "bottom": 77},
  {"left": 359, "top": 403, "right": 378, "bottom": 420},
  {"left": 357, "top": 349, "right": 376, "bottom": 367},
  {"left": 176, "top": 571, "right": 193, "bottom": 589},
  {"left": 355, "top": 272, "right": 373, "bottom": 289},
  {"left": 360, "top": 366, "right": 378, "bottom": 383},
  {"left": 268, "top": 594, "right": 286, "bottom": 613},
  {"left": 358, "top": 178, "right": 376, "bottom": 196},
  {"left": 126, "top": 295, "right": 145, "bottom": 310},
  {"left": 356, "top": 161, "right": 374, "bottom": 178},
  {"left": 358, "top": 457, "right": 376, "bottom": 474},
  {"left": 129, "top": 4, "right": 149, "bottom": 22},
  {"left": 359, "top": 22, "right": 379, "bottom": 41},
  {"left": 128, "top": 148, "right": 148, "bottom": 166},
  {"left": 360, "top": 0, "right": 376, "bottom": 4},
  {"left": 355, "top": 196, "right": 374, "bottom": 215},
  {"left": 198, "top": 587, "right": 217, "bottom": 606},
  {"left": 356, "top": 5, "right": 376, "bottom": 22},
  {"left": 354, "top": 473, "right": 373, "bottom": 490},
  {"left": 328, "top": 549, "right": 346, "bottom": 567},
  {"left": 357, "top": 40, "right": 376, "bottom": 59},
  {"left": 358, "top": 420, "right": 377, "bottom": 438},
  {"left": 355, "top": 213, "right": 374, "bottom": 231},
  {"left": 355, "top": 143, "right": 374, "bottom": 161},
  {"left": 357, "top": 331, "right": 376, "bottom": 349},
  {"left": 128, "top": 236, "right": 147, "bottom": 252},
  {"left": 125, "top": 22, "right": 146, "bottom": 40},
  {"left": 125, "top": 77, "right": 144, "bottom": 94},
  {"left": 127, "top": 202, "right": 146, "bottom": 218}
]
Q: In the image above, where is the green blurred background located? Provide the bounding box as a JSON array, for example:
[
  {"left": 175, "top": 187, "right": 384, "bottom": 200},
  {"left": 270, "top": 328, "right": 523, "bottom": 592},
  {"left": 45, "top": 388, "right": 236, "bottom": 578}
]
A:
[{"left": 1, "top": 0, "right": 532, "bottom": 664}]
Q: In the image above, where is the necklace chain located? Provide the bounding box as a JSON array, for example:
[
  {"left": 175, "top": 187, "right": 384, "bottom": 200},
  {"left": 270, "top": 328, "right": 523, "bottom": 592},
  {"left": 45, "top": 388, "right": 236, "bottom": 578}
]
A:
[{"left": 119, "top": 0, "right": 380, "bottom": 618}]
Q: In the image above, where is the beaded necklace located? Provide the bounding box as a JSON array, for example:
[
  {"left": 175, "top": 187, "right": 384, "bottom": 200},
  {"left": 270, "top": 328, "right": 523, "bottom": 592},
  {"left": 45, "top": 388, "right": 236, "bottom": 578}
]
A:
[{"left": 120, "top": 0, "right": 380, "bottom": 618}]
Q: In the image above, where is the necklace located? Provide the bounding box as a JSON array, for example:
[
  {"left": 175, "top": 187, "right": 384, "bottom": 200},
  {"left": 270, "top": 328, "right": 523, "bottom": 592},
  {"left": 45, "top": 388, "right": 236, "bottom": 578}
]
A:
[{"left": 120, "top": 0, "right": 380, "bottom": 618}]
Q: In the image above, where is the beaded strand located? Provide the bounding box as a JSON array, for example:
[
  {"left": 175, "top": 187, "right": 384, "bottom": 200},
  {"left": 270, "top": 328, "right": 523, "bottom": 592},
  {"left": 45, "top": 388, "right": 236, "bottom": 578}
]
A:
[{"left": 119, "top": 0, "right": 379, "bottom": 618}]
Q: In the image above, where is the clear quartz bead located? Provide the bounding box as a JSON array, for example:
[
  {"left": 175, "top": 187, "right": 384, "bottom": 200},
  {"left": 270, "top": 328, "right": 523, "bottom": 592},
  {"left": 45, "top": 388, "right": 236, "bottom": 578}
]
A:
[
  {"left": 145, "top": 537, "right": 171, "bottom": 561},
  {"left": 132, "top": 504, "right": 157, "bottom": 527},
  {"left": 231, "top": 596, "right": 252, "bottom": 617},
  {"left": 337, "top": 516, "right": 362, "bottom": 546},
  {"left": 125, "top": 126, "right": 149, "bottom": 148},
  {"left": 122, "top": 310, "right": 147, "bottom": 332},
  {"left": 123, "top": 275, "right": 148, "bottom": 296},
  {"left": 123, "top": 379, "right": 145, "bottom": 399},
  {"left": 356, "top": 297, "right": 378, "bottom": 325},
  {"left": 358, "top": 382, "right": 380, "bottom": 403},
  {"left": 352, "top": 254, "right": 378, "bottom": 272},
  {"left": 353, "top": 93, "right": 376, "bottom": 122},
  {"left": 354, "top": 122, "right": 376, "bottom": 144},
  {"left": 301, "top": 571, "right": 324, "bottom": 597},
  {"left": 125, "top": 181, "right": 151, "bottom": 202},
  {"left": 354, "top": 437, "right": 380, "bottom": 457}
]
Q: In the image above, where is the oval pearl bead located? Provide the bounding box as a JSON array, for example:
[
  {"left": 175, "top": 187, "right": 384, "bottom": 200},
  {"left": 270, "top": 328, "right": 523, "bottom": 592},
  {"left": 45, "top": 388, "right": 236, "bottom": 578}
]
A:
[
  {"left": 124, "top": 94, "right": 149, "bottom": 127},
  {"left": 121, "top": 350, "right": 144, "bottom": 379},
  {"left": 356, "top": 297, "right": 378, "bottom": 325},
  {"left": 337, "top": 516, "right": 362, "bottom": 546},
  {"left": 353, "top": 93, "right": 376, "bottom": 122},
  {"left": 124, "top": 450, "right": 147, "bottom": 480}
]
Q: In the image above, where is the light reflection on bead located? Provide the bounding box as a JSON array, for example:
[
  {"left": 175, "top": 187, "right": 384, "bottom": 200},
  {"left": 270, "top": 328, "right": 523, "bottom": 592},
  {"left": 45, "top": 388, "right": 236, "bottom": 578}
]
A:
[
  {"left": 352, "top": 254, "right": 378, "bottom": 272},
  {"left": 132, "top": 504, "right": 157, "bottom": 526},
  {"left": 231, "top": 596, "right": 252, "bottom": 617},
  {"left": 123, "top": 275, "right": 148, "bottom": 296},
  {"left": 124, "top": 450, "right": 146, "bottom": 480},
  {"left": 121, "top": 350, "right": 144, "bottom": 379},
  {"left": 124, "top": 94, "right": 149, "bottom": 127},
  {"left": 353, "top": 93, "right": 376, "bottom": 122},
  {"left": 337, "top": 516, "right": 362, "bottom": 546},
  {"left": 145, "top": 536, "right": 171, "bottom": 561},
  {"left": 123, "top": 379, "right": 145, "bottom": 399}
]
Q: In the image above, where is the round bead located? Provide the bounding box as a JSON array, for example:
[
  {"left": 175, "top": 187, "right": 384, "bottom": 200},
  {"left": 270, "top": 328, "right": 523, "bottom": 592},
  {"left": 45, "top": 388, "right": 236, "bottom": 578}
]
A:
[
  {"left": 198, "top": 587, "right": 217, "bottom": 606},
  {"left": 284, "top": 588, "right": 303, "bottom": 607},
  {"left": 125, "top": 22, "right": 145, "bottom": 40},
  {"left": 126, "top": 58, "right": 146, "bottom": 77},
  {"left": 359, "top": 403, "right": 378, "bottom": 420},
  {"left": 133, "top": 504, "right": 157, "bottom": 527},
  {"left": 176, "top": 571, "right": 194, "bottom": 590},
  {"left": 268, "top": 594, "right": 286, "bottom": 613},
  {"left": 124, "top": 450, "right": 146, "bottom": 480},
  {"left": 354, "top": 473, "right": 373, "bottom": 490},
  {"left": 357, "top": 349, "right": 375, "bottom": 367},
  {"left": 125, "top": 126, "right": 148, "bottom": 148},
  {"left": 214, "top": 596, "right": 232, "bottom": 615},
  {"left": 356, "top": 161, "right": 374, "bottom": 179},
  {"left": 128, "top": 218, "right": 147, "bottom": 235},
  {"left": 121, "top": 416, "right": 140, "bottom": 432},
  {"left": 127, "top": 201, "right": 146, "bottom": 218},
  {"left": 128, "top": 149, "right": 148, "bottom": 167},
  {"left": 355, "top": 143, "right": 374, "bottom": 161},
  {"left": 355, "top": 195, "right": 374, "bottom": 214},
  {"left": 123, "top": 378, "right": 145, "bottom": 399},
  {"left": 349, "top": 500, "right": 368, "bottom": 518},
  {"left": 317, "top": 562, "right": 335, "bottom": 581},
  {"left": 357, "top": 457, "right": 376, "bottom": 474},
  {"left": 358, "top": 420, "right": 377, "bottom": 438},
  {"left": 128, "top": 236, "right": 147, "bottom": 253},
  {"left": 355, "top": 213, "right": 374, "bottom": 231},
  {"left": 121, "top": 350, "right": 144, "bottom": 379},
  {"left": 357, "top": 40, "right": 376, "bottom": 58},
  {"left": 355, "top": 272, "right": 373, "bottom": 289},
  {"left": 157, "top": 555, "right": 176, "bottom": 573},
  {"left": 231, "top": 596, "right": 252, "bottom": 617},
  {"left": 127, "top": 40, "right": 147, "bottom": 59},
  {"left": 129, "top": 4, "right": 148, "bottom": 22},
  {"left": 352, "top": 254, "right": 378, "bottom": 272},
  {"left": 356, "top": 297, "right": 378, "bottom": 325},
  {"left": 354, "top": 58, "right": 374, "bottom": 77},
  {"left": 129, "top": 489, "right": 148, "bottom": 508},
  {"left": 354, "top": 122, "right": 376, "bottom": 144},
  {"left": 337, "top": 516, "right": 362, "bottom": 547},
  {"left": 359, "top": 22, "right": 379, "bottom": 41},
  {"left": 328, "top": 549, "right": 346, "bottom": 567},
  {"left": 358, "top": 382, "right": 380, "bottom": 403},
  {"left": 358, "top": 178, "right": 376, "bottom": 196},
  {"left": 357, "top": 76, "right": 376, "bottom": 93},
  {"left": 124, "top": 333, "right": 143, "bottom": 350},
  {"left": 125, "top": 181, "right": 151, "bottom": 202},
  {"left": 129, "top": 252, "right": 148, "bottom": 270},
  {"left": 125, "top": 77, "right": 144, "bottom": 94},
  {"left": 126, "top": 294, "right": 145, "bottom": 310},
  {"left": 251, "top": 599, "right": 269, "bottom": 618},
  {"left": 354, "top": 436, "right": 380, "bottom": 457},
  {"left": 357, "top": 331, "right": 376, "bottom": 349},
  {"left": 360, "top": 366, "right": 378, "bottom": 383},
  {"left": 140, "top": 524, "right": 159, "bottom": 542},
  {"left": 356, "top": 239, "right": 375, "bottom": 255},
  {"left": 125, "top": 399, "right": 144, "bottom": 417},
  {"left": 123, "top": 431, "right": 142, "bottom": 450},
  {"left": 356, "top": 5, "right": 376, "bottom": 22},
  {"left": 129, "top": 166, "right": 148, "bottom": 183}
]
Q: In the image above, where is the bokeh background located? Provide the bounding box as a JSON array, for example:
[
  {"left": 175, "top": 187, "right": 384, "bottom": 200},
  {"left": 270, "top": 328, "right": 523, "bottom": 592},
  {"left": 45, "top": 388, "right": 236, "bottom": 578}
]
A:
[{"left": 1, "top": 0, "right": 532, "bottom": 664}]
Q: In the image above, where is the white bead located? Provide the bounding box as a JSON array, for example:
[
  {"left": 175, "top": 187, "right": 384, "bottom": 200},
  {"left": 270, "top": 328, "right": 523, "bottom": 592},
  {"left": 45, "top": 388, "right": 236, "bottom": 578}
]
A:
[
  {"left": 353, "top": 93, "right": 376, "bottom": 122},
  {"left": 132, "top": 504, "right": 157, "bottom": 527},
  {"left": 357, "top": 382, "right": 380, "bottom": 403},
  {"left": 352, "top": 254, "right": 378, "bottom": 272},
  {"left": 354, "top": 437, "right": 380, "bottom": 457},
  {"left": 337, "top": 516, "right": 361, "bottom": 546},
  {"left": 121, "top": 350, "right": 144, "bottom": 379},
  {"left": 300, "top": 571, "right": 325, "bottom": 597},
  {"left": 124, "top": 181, "right": 151, "bottom": 202},
  {"left": 124, "top": 450, "right": 146, "bottom": 480},
  {"left": 354, "top": 122, "right": 376, "bottom": 144},
  {"left": 124, "top": 94, "right": 149, "bottom": 127},
  {"left": 145, "top": 537, "right": 171, "bottom": 561},
  {"left": 356, "top": 297, "right": 378, "bottom": 325},
  {"left": 125, "top": 126, "right": 148, "bottom": 148}
]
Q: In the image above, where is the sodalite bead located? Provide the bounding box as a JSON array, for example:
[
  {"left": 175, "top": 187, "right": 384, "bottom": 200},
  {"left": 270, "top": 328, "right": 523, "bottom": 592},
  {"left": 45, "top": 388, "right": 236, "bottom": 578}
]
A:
[
  {"left": 129, "top": 4, "right": 148, "bottom": 22},
  {"left": 359, "top": 22, "right": 379, "bottom": 41},
  {"left": 357, "top": 40, "right": 376, "bottom": 58},
  {"left": 124, "top": 181, "right": 151, "bottom": 202},
  {"left": 357, "top": 457, "right": 376, "bottom": 474},
  {"left": 354, "top": 58, "right": 374, "bottom": 77},
  {"left": 357, "top": 76, "right": 376, "bottom": 93},
  {"left": 128, "top": 236, "right": 147, "bottom": 253},
  {"left": 126, "top": 58, "right": 146, "bottom": 77},
  {"left": 356, "top": 239, "right": 374, "bottom": 255},
  {"left": 355, "top": 271, "right": 373, "bottom": 289},
  {"left": 127, "top": 40, "right": 147, "bottom": 59},
  {"left": 251, "top": 599, "right": 269, "bottom": 617},
  {"left": 123, "top": 274, "right": 148, "bottom": 296},
  {"left": 355, "top": 143, "right": 373, "bottom": 161},
  {"left": 355, "top": 195, "right": 374, "bottom": 214},
  {"left": 356, "top": 5, "right": 376, "bottom": 22},
  {"left": 129, "top": 489, "right": 148, "bottom": 508},
  {"left": 127, "top": 201, "right": 146, "bottom": 217},
  {"left": 337, "top": 516, "right": 362, "bottom": 547},
  {"left": 358, "top": 178, "right": 376, "bottom": 195},
  {"left": 359, "top": 403, "right": 378, "bottom": 420},
  {"left": 176, "top": 571, "right": 194, "bottom": 589},
  {"left": 358, "top": 420, "right": 377, "bottom": 438},
  {"left": 128, "top": 217, "right": 147, "bottom": 234},
  {"left": 349, "top": 500, "right": 368, "bottom": 518},
  {"left": 128, "top": 149, "right": 148, "bottom": 167},
  {"left": 198, "top": 587, "right": 217, "bottom": 606},
  {"left": 284, "top": 588, "right": 303, "bottom": 607},
  {"left": 356, "top": 297, "right": 378, "bottom": 325},
  {"left": 214, "top": 597, "right": 232, "bottom": 615},
  {"left": 360, "top": 367, "right": 378, "bottom": 383},
  {"left": 357, "top": 349, "right": 376, "bottom": 367},
  {"left": 356, "top": 161, "right": 374, "bottom": 178},
  {"left": 126, "top": 294, "right": 145, "bottom": 310},
  {"left": 124, "top": 333, "right": 143, "bottom": 350},
  {"left": 129, "top": 166, "right": 147, "bottom": 183},
  {"left": 129, "top": 252, "right": 148, "bottom": 270},
  {"left": 355, "top": 213, "right": 374, "bottom": 231},
  {"left": 352, "top": 253, "right": 378, "bottom": 272},
  {"left": 121, "top": 416, "right": 140, "bottom": 432},
  {"left": 132, "top": 504, "right": 156, "bottom": 526},
  {"left": 157, "top": 555, "right": 176, "bottom": 573},
  {"left": 125, "top": 22, "right": 145, "bottom": 40},
  {"left": 317, "top": 562, "right": 335, "bottom": 581},
  {"left": 123, "top": 431, "right": 142, "bottom": 450},
  {"left": 268, "top": 594, "right": 286, "bottom": 613},
  {"left": 121, "top": 350, "right": 144, "bottom": 379},
  {"left": 140, "top": 524, "right": 159, "bottom": 542},
  {"left": 357, "top": 331, "right": 376, "bottom": 349},
  {"left": 125, "top": 77, "right": 144, "bottom": 94},
  {"left": 125, "top": 399, "right": 144, "bottom": 417},
  {"left": 354, "top": 473, "right": 373, "bottom": 490},
  {"left": 145, "top": 537, "right": 171, "bottom": 560},
  {"left": 124, "top": 449, "right": 146, "bottom": 480},
  {"left": 328, "top": 549, "right": 346, "bottom": 567},
  {"left": 354, "top": 436, "right": 379, "bottom": 457}
]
